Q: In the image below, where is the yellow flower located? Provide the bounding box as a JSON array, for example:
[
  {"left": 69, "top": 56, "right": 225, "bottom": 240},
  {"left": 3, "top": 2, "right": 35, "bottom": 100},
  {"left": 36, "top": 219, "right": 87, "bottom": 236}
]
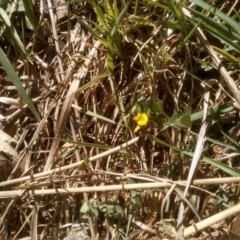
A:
[{"left": 133, "top": 112, "right": 149, "bottom": 132}]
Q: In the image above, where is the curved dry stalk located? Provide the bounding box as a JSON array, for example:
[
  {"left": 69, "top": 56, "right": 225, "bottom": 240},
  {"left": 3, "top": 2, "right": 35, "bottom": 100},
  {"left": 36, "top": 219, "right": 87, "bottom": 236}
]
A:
[{"left": 184, "top": 203, "right": 240, "bottom": 238}]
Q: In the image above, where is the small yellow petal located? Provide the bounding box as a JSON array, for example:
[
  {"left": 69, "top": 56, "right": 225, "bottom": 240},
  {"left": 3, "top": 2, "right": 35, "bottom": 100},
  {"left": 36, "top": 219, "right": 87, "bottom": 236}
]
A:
[
  {"left": 133, "top": 125, "right": 141, "bottom": 133},
  {"left": 133, "top": 112, "right": 149, "bottom": 126}
]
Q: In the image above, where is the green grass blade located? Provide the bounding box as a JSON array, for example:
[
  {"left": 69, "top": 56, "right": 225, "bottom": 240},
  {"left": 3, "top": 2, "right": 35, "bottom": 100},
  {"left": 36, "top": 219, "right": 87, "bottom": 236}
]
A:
[
  {"left": 148, "top": 135, "right": 240, "bottom": 177},
  {"left": 147, "top": 0, "right": 170, "bottom": 11},
  {"left": 147, "top": 135, "right": 179, "bottom": 151},
  {"left": 174, "top": 188, "right": 201, "bottom": 221},
  {"left": 190, "top": 103, "right": 233, "bottom": 122},
  {"left": 22, "top": 0, "right": 37, "bottom": 30},
  {"left": 183, "top": 151, "right": 240, "bottom": 177},
  {"left": 202, "top": 23, "right": 240, "bottom": 54},
  {"left": 50, "top": 138, "right": 112, "bottom": 150},
  {"left": 190, "top": 131, "right": 239, "bottom": 151},
  {"left": 211, "top": 46, "right": 239, "bottom": 64},
  {"left": 110, "top": 4, "right": 128, "bottom": 37},
  {"left": 74, "top": 16, "right": 109, "bottom": 47},
  {"left": 171, "top": 18, "right": 202, "bottom": 56},
  {"left": 184, "top": 4, "right": 240, "bottom": 42},
  {"left": 76, "top": 72, "right": 110, "bottom": 93},
  {"left": 71, "top": 104, "right": 116, "bottom": 125},
  {"left": 221, "top": 131, "right": 240, "bottom": 148},
  {"left": 166, "top": 0, "right": 182, "bottom": 25},
  {"left": 88, "top": 0, "right": 108, "bottom": 31},
  {"left": 190, "top": 0, "right": 240, "bottom": 34},
  {"left": 183, "top": 5, "right": 240, "bottom": 53},
  {"left": 105, "top": 0, "right": 114, "bottom": 19},
  {"left": 0, "top": 7, "right": 25, "bottom": 56},
  {"left": 139, "top": 53, "right": 153, "bottom": 80},
  {"left": 0, "top": 47, "right": 40, "bottom": 122}
]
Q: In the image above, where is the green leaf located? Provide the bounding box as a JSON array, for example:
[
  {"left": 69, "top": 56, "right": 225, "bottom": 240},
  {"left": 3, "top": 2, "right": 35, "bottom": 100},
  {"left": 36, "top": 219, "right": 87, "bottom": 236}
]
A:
[
  {"left": 171, "top": 111, "right": 191, "bottom": 128},
  {"left": 127, "top": 178, "right": 136, "bottom": 184},
  {"left": 115, "top": 205, "right": 123, "bottom": 214},
  {"left": 78, "top": 159, "right": 90, "bottom": 170},
  {"left": 157, "top": 219, "right": 176, "bottom": 238},
  {"left": 136, "top": 101, "right": 151, "bottom": 114},
  {"left": 80, "top": 202, "right": 89, "bottom": 213},
  {"left": 89, "top": 204, "right": 99, "bottom": 217},
  {"left": 152, "top": 98, "right": 163, "bottom": 114},
  {"left": 127, "top": 178, "right": 142, "bottom": 196},
  {"left": 99, "top": 204, "right": 108, "bottom": 212},
  {"left": 222, "top": 192, "right": 229, "bottom": 203},
  {"left": 107, "top": 205, "right": 115, "bottom": 216}
]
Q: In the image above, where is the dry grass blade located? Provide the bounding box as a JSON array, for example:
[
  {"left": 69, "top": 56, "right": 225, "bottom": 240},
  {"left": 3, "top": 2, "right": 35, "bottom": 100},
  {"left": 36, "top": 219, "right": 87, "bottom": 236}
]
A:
[
  {"left": 46, "top": 0, "right": 64, "bottom": 80},
  {"left": 177, "top": 81, "right": 210, "bottom": 234},
  {"left": 44, "top": 40, "right": 101, "bottom": 171},
  {"left": 1, "top": 176, "right": 240, "bottom": 198}
]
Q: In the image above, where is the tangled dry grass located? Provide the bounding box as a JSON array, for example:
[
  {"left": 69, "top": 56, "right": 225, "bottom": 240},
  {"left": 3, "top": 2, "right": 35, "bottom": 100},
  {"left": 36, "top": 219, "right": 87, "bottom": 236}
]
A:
[{"left": 1, "top": 0, "right": 240, "bottom": 239}]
